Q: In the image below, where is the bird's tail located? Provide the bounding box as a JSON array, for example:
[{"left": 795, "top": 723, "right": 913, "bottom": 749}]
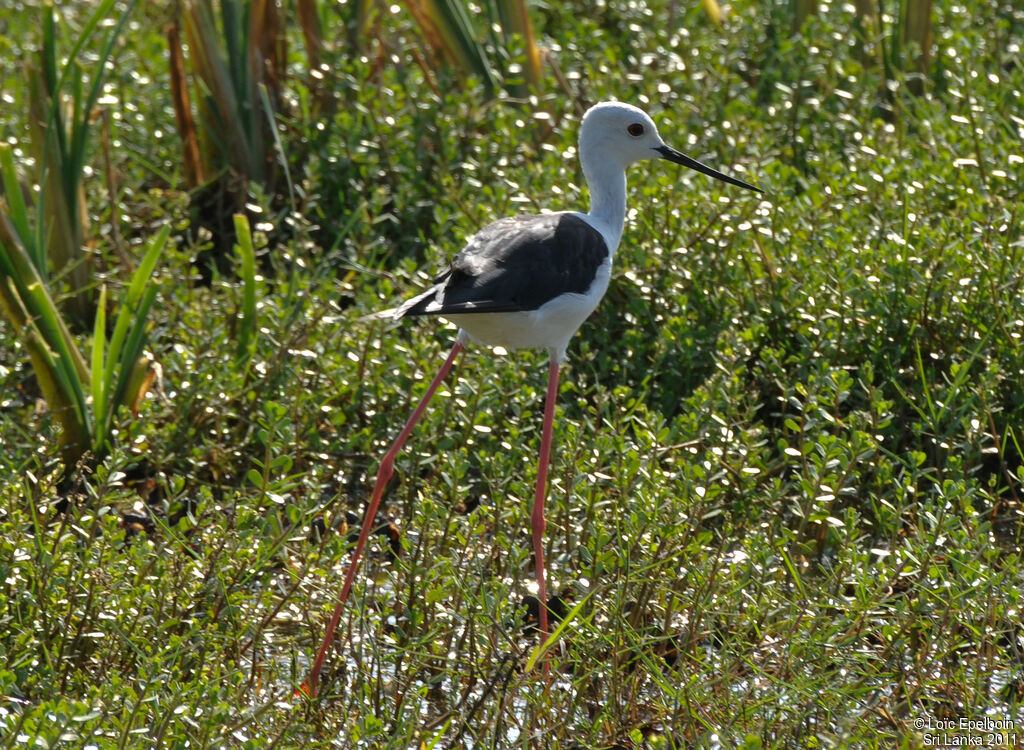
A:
[
  {"left": 358, "top": 286, "right": 438, "bottom": 323},
  {"left": 357, "top": 307, "right": 402, "bottom": 323}
]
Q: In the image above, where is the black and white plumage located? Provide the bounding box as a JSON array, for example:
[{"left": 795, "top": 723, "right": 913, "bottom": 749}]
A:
[
  {"left": 303, "top": 101, "right": 762, "bottom": 698},
  {"left": 388, "top": 212, "right": 612, "bottom": 359},
  {"left": 399, "top": 213, "right": 609, "bottom": 317},
  {"left": 368, "top": 101, "right": 761, "bottom": 362}
]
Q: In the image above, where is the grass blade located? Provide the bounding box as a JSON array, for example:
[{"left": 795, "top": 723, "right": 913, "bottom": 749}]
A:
[
  {"left": 233, "top": 213, "right": 257, "bottom": 365},
  {"left": 0, "top": 145, "right": 32, "bottom": 248},
  {"left": 110, "top": 283, "right": 160, "bottom": 417},
  {"left": 102, "top": 225, "right": 170, "bottom": 432},
  {"left": 0, "top": 210, "right": 90, "bottom": 384},
  {"left": 91, "top": 285, "right": 108, "bottom": 448},
  {"left": 524, "top": 588, "right": 599, "bottom": 672},
  {"left": 407, "top": 0, "right": 498, "bottom": 94},
  {"left": 68, "top": 0, "right": 139, "bottom": 190},
  {"left": 495, "top": 0, "right": 542, "bottom": 87}
]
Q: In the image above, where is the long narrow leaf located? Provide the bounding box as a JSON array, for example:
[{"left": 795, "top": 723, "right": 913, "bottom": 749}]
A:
[
  {"left": 26, "top": 58, "right": 59, "bottom": 276},
  {"left": 524, "top": 589, "right": 599, "bottom": 672},
  {"left": 103, "top": 225, "right": 169, "bottom": 408},
  {"left": 901, "top": 0, "right": 933, "bottom": 90},
  {"left": 248, "top": 0, "right": 280, "bottom": 176},
  {"left": 110, "top": 283, "right": 160, "bottom": 419},
  {"left": 23, "top": 278, "right": 92, "bottom": 409},
  {"left": 167, "top": 22, "right": 205, "bottom": 188},
  {"left": 126, "top": 224, "right": 170, "bottom": 308},
  {"left": 183, "top": 0, "right": 250, "bottom": 175},
  {"left": 68, "top": 0, "right": 139, "bottom": 190},
  {"left": 51, "top": 0, "right": 118, "bottom": 99},
  {"left": 99, "top": 282, "right": 160, "bottom": 447},
  {"left": 295, "top": 0, "right": 324, "bottom": 69},
  {"left": 495, "top": 0, "right": 542, "bottom": 87},
  {"left": 40, "top": 11, "right": 60, "bottom": 148},
  {"left": 0, "top": 281, "right": 76, "bottom": 441},
  {"left": 407, "top": 0, "right": 498, "bottom": 94},
  {"left": 233, "top": 213, "right": 256, "bottom": 365},
  {"left": 222, "top": 0, "right": 246, "bottom": 113},
  {"left": 31, "top": 0, "right": 133, "bottom": 321},
  {"left": 258, "top": 83, "right": 292, "bottom": 208},
  {"left": 0, "top": 211, "right": 90, "bottom": 384},
  {"left": 91, "top": 285, "right": 108, "bottom": 444},
  {"left": 0, "top": 211, "right": 93, "bottom": 457},
  {"left": 124, "top": 356, "right": 159, "bottom": 417},
  {"left": 23, "top": 314, "right": 91, "bottom": 458},
  {"left": 0, "top": 275, "right": 90, "bottom": 456},
  {"left": 702, "top": 0, "right": 723, "bottom": 26},
  {"left": 0, "top": 146, "right": 32, "bottom": 248}
]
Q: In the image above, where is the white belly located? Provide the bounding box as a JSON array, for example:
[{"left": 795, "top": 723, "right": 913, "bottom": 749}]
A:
[{"left": 447, "top": 258, "right": 611, "bottom": 362}]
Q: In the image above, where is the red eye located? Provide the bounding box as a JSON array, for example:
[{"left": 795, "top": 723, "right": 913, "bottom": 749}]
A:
[{"left": 627, "top": 123, "right": 645, "bottom": 137}]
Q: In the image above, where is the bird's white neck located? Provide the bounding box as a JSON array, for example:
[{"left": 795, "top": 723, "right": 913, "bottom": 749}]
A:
[{"left": 581, "top": 155, "right": 627, "bottom": 255}]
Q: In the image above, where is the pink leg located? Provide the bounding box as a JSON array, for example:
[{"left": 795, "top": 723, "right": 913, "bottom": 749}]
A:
[
  {"left": 302, "top": 340, "right": 464, "bottom": 698},
  {"left": 531, "top": 358, "right": 560, "bottom": 670}
]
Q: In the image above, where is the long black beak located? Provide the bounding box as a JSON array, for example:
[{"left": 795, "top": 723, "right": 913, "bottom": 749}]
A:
[{"left": 655, "top": 144, "right": 763, "bottom": 193}]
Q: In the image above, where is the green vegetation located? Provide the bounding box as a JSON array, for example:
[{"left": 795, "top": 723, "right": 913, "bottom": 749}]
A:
[{"left": 1, "top": 0, "right": 1022, "bottom": 747}]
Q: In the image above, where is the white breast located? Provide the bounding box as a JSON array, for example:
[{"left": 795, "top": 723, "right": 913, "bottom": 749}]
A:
[{"left": 447, "top": 255, "right": 612, "bottom": 362}]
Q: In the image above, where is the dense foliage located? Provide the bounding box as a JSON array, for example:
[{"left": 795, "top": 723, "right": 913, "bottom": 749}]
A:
[{"left": 1, "top": 0, "right": 1022, "bottom": 747}]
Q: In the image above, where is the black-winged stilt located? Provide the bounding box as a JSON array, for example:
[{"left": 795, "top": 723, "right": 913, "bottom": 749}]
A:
[{"left": 304, "top": 101, "right": 762, "bottom": 697}]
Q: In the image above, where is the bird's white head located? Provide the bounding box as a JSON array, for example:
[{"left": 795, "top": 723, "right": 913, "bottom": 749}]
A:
[
  {"left": 578, "top": 101, "right": 763, "bottom": 192},
  {"left": 579, "top": 101, "right": 665, "bottom": 168}
]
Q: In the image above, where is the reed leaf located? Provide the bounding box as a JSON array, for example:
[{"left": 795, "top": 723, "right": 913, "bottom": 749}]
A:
[
  {"left": 91, "top": 284, "right": 108, "bottom": 442},
  {"left": 179, "top": 0, "right": 285, "bottom": 186},
  {"left": 701, "top": 0, "right": 723, "bottom": 26},
  {"left": 901, "top": 0, "right": 933, "bottom": 93},
  {"left": 25, "top": 0, "right": 137, "bottom": 326},
  {"left": 167, "top": 20, "right": 205, "bottom": 189},
  {"left": 405, "top": 0, "right": 549, "bottom": 96},
  {"left": 0, "top": 165, "right": 91, "bottom": 388},
  {"left": 1, "top": 160, "right": 168, "bottom": 464},
  {"left": 0, "top": 146, "right": 32, "bottom": 260},
  {"left": 407, "top": 0, "right": 499, "bottom": 95},
  {"left": 96, "top": 226, "right": 169, "bottom": 451},
  {"left": 183, "top": 0, "right": 251, "bottom": 181},
  {"left": 233, "top": 214, "right": 257, "bottom": 366},
  {"left": 494, "top": 0, "right": 543, "bottom": 90},
  {"left": 18, "top": 304, "right": 91, "bottom": 460},
  {"left": 0, "top": 261, "right": 90, "bottom": 460},
  {"left": 791, "top": 0, "right": 815, "bottom": 32},
  {"left": 296, "top": 0, "right": 324, "bottom": 69}
]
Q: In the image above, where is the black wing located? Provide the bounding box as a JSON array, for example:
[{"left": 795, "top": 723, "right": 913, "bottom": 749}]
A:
[{"left": 398, "top": 213, "right": 609, "bottom": 317}]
